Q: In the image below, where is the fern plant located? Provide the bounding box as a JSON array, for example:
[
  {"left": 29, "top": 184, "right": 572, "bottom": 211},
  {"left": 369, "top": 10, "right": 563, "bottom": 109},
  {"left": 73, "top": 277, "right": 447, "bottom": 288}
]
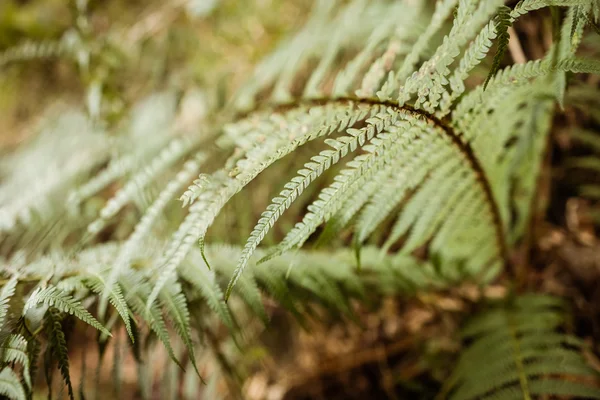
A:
[
  {"left": 1, "top": 0, "right": 600, "bottom": 398},
  {"left": 444, "top": 294, "right": 600, "bottom": 400}
]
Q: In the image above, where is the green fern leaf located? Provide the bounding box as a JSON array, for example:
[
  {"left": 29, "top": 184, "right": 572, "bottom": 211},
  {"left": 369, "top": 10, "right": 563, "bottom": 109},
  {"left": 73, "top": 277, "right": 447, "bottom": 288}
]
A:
[
  {"left": 180, "top": 253, "right": 234, "bottom": 330},
  {"left": 119, "top": 273, "right": 184, "bottom": 370},
  {"left": 446, "top": 294, "right": 600, "bottom": 400},
  {"left": 158, "top": 281, "right": 203, "bottom": 381},
  {"left": 0, "top": 275, "right": 18, "bottom": 330},
  {"left": 45, "top": 308, "right": 74, "bottom": 400},
  {"left": 484, "top": 6, "right": 512, "bottom": 89},
  {"left": 0, "top": 334, "right": 31, "bottom": 389},
  {"left": 229, "top": 118, "right": 381, "bottom": 300},
  {"left": 85, "top": 275, "right": 134, "bottom": 342},
  {"left": 0, "top": 367, "right": 26, "bottom": 400},
  {"left": 23, "top": 286, "right": 111, "bottom": 336}
]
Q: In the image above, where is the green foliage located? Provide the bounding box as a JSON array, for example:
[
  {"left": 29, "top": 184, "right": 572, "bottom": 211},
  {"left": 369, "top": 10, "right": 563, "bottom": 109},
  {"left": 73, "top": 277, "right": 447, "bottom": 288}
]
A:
[
  {"left": 484, "top": 6, "right": 512, "bottom": 89},
  {"left": 1, "top": 334, "right": 31, "bottom": 389},
  {"left": 566, "top": 81, "right": 600, "bottom": 223},
  {"left": 0, "top": 0, "right": 599, "bottom": 398},
  {"left": 446, "top": 295, "right": 600, "bottom": 400},
  {"left": 0, "top": 367, "right": 25, "bottom": 400},
  {"left": 44, "top": 308, "right": 74, "bottom": 400},
  {"left": 24, "top": 286, "right": 110, "bottom": 337}
]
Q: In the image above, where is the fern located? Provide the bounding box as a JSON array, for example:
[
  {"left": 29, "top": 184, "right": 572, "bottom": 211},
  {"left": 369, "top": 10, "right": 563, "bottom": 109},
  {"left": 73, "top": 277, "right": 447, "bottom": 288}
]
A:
[
  {"left": 0, "top": 275, "right": 18, "bottom": 330},
  {"left": 44, "top": 308, "right": 75, "bottom": 400},
  {"left": 445, "top": 294, "right": 600, "bottom": 400},
  {"left": 158, "top": 280, "right": 202, "bottom": 380},
  {"left": 0, "top": 334, "right": 31, "bottom": 389},
  {"left": 0, "top": 367, "right": 25, "bottom": 400},
  {"left": 23, "top": 287, "right": 110, "bottom": 337},
  {"left": 484, "top": 6, "right": 512, "bottom": 89},
  {"left": 118, "top": 271, "right": 185, "bottom": 370},
  {"left": 84, "top": 274, "right": 134, "bottom": 342}
]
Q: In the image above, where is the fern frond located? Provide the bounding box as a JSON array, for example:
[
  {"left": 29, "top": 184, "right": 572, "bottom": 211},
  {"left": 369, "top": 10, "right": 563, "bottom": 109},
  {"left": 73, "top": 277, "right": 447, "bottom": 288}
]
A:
[
  {"left": 262, "top": 116, "right": 431, "bottom": 263},
  {"left": 231, "top": 109, "right": 391, "bottom": 299},
  {"left": 158, "top": 280, "right": 202, "bottom": 380},
  {"left": 0, "top": 367, "right": 26, "bottom": 400},
  {"left": 84, "top": 274, "right": 134, "bottom": 342},
  {"left": 378, "top": 0, "right": 459, "bottom": 99},
  {"left": 119, "top": 271, "right": 184, "bottom": 370},
  {"left": 180, "top": 251, "right": 234, "bottom": 330},
  {"left": 45, "top": 308, "right": 74, "bottom": 400},
  {"left": 446, "top": 294, "right": 600, "bottom": 400},
  {"left": 23, "top": 287, "right": 111, "bottom": 336},
  {"left": 229, "top": 107, "right": 408, "bottom": 294},
  {"left": 0, "top": 38, "right": 68, "bottom": 67},
  {"left": 158, "top": 102, "right": 377, "bottom": 302},
  {"left": 0, "top": 275, "right": 18, "bottom": 330},
  {"left": 484, "top": 6, "right": 511, "bottom": 90},
  {"left": 0, "top": 334, "right": 31, "bottom": 389},
  {"left": 101, "top": 156, "right": 205, "bottom": 323},
  {"left": 87, "top": 136, "right": 200, "bottom": 235}
]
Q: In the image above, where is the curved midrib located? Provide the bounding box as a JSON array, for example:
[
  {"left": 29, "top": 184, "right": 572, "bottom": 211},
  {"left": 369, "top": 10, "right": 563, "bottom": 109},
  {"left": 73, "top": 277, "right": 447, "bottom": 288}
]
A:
[{"left": 237, "top": 96, "right": 509, "bottom": 268}]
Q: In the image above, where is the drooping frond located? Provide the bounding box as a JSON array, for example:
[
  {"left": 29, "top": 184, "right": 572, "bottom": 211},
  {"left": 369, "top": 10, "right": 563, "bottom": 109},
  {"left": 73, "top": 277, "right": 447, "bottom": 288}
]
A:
[
  {"left": 0, "top": 275, "right": 18, "bottom": 330},
  {"left": 158, "top": 280, "right": 202, "bottom": 380},
  {"left": 445, "top": 294, "right": 600, "bottom": 400},
  {"left": 230, "top": 103, "right": 397, "bottom": 298},
  {"left": 23, "top": 287, "right": 111, "bottom": 337},
  {"left": 84, "top": 274, "right": 134, "bottom": 342},
  {"left": 44, "top": 307, "right": 74, "bottom": 400},
  {"left": 180, "top": 251, "right": 234, "bottom": 331}
]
